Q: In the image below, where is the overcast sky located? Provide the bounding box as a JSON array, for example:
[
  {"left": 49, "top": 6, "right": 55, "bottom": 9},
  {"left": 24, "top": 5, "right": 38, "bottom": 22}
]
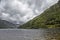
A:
[{"left": 0, "top": 0, "right": 58, "bottom": 25}]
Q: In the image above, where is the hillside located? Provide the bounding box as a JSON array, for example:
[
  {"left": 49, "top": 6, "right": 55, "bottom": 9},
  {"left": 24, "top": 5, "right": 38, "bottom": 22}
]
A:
[
  {"left": 0, "top": 19, "right": 17, "bottom": 28},
  {"left": 18, "top": 0, "right": 60, "bottom": 29}
]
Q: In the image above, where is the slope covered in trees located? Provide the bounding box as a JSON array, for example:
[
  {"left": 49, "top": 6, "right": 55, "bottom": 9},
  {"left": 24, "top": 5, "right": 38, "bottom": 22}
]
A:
[{"left": 18, "top": 0, "right": 60, "bottom": 29}]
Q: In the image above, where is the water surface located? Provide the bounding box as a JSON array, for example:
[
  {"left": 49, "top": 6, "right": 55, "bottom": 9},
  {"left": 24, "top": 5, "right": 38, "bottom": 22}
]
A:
[{"left": 0, "top": 29, "right": 60, "bottom": 40}]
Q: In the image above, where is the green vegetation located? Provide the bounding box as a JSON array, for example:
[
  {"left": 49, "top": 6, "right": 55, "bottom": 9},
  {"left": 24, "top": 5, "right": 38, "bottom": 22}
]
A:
[{"left": 18, "top": 0, "right": 60, "bottom": 29}]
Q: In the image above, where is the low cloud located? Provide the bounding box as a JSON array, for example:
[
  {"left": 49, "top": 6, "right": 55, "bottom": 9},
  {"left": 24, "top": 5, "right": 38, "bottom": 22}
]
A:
[{"left": 0, "top": 0, "right": 58, "bottom": 25}]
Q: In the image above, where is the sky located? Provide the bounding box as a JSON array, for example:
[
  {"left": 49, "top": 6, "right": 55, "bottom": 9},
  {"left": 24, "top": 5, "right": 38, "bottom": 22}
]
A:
[{"left": 0, "top": 0, "right": 59, "bottom": 25}]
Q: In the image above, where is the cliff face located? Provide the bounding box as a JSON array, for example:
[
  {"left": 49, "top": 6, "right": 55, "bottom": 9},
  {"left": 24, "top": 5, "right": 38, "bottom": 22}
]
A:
[{"left": 18, "top": 0, "right": 60, "bottom": 29}]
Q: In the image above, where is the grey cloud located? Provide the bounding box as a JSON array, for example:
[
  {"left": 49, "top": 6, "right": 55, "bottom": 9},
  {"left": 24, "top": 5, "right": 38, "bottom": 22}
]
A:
[{"left": 0, "top": 0, "right": 59, "bottom": 25}]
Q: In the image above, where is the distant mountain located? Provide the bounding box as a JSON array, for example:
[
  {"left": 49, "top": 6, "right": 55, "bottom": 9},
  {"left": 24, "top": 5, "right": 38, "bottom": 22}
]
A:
[
  {"left": 0, "top": 19, "right": 17, "bottom": 28},
  {"left": 18, "top": 0, "right": 60, "bottom": 29}
]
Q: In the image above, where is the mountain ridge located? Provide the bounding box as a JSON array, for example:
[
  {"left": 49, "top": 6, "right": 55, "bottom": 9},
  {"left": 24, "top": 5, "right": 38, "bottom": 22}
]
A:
[
  {"left": 0, "top": 19, "right": 17, "bottom": 28},
  {"left": 18, "top": 0, "right": 60, "bottom": 29}
]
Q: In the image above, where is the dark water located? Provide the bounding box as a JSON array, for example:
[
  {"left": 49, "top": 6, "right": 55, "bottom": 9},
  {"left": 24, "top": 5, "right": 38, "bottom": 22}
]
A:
[{"left": 0, "top": 29, "right": 60, "bottom": 40}]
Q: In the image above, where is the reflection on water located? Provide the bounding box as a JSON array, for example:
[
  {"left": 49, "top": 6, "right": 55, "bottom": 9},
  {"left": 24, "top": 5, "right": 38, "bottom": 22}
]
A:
[{"left": 0, "top": 29, "right": 60, "bottom": 40}]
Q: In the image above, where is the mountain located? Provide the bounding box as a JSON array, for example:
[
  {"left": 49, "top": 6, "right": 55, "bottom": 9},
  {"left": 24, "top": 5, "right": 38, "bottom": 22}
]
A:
[
  {"left": 18, "top": 0, "right": 60, "bottom": 29},
  {"left": 0, "top": 19, "right": 17, "bottom": 28}
]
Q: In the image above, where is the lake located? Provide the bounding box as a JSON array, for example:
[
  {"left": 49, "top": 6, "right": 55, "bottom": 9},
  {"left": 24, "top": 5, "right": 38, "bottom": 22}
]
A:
[{"left": 0, "top": 29, "right": 60, "bottom": 40}]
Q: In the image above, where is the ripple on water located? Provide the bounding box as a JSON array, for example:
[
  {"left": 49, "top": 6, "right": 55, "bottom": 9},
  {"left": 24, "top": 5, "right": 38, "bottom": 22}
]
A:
[{"left": 0, "top": 29, "right": 60, "bottom": 40}]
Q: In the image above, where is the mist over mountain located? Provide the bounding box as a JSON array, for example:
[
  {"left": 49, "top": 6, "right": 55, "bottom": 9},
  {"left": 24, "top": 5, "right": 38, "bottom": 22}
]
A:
[
  {"left": 0, "top": 0, "right": 58, "bottom": 25},
  {"left": 0, "top": 19, "right": 17, "bottom": 28},
  {"left": 18, "top": 0, "right": 60, "bottom": 29}
]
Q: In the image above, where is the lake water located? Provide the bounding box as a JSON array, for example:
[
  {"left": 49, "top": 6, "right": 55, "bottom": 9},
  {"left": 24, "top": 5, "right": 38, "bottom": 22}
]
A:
[{"left": 0, "top": 29, "right": 60, "bottom": 40}]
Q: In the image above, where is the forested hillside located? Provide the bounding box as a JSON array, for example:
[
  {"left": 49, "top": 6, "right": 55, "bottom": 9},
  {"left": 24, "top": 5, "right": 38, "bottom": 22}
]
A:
[{"left": 18, "top": 0, "right": 60, "bottom": 29}]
